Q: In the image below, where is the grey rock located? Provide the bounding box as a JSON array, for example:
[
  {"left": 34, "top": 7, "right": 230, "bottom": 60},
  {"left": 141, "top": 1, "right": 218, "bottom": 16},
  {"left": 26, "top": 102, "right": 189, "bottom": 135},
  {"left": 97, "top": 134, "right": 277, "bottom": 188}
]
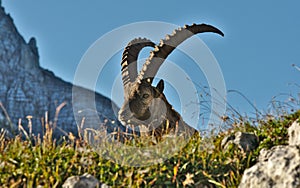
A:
[
  {"left": 239, "top": 119, "right": 300, "bottom": 188},
  {"left": 221, "top": 131, "right": 259, "bottom": 152},
  {"left": 28, "top": 37, "right": 39, "bottom": 57},
  {"left": 239, "top": 145, "right": 300, "bottom": 188},
  {"left": 62, "top": 173, "right": 110, "bottom": 188},
  {"left": 0, "top": 4, "right": 124, "bottom": 138},
  {"left": 288, "top": 119, "right": 300, "bottom": 146}
]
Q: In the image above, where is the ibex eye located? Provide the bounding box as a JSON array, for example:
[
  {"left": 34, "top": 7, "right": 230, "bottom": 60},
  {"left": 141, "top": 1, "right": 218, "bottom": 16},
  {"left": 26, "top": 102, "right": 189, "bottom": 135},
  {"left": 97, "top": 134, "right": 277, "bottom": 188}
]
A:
[{"left": 142, "top": 94, "right": 149, "bottom": 99}]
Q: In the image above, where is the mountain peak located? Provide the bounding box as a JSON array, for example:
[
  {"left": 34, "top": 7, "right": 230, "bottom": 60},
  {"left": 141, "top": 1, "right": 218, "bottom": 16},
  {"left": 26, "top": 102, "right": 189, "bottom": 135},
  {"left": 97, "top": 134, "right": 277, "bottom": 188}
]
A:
[
  {"left": 0, "top": 4, "right": 122, "bottom": 138},
  {"left": 0, "top": 4, "right": 40, "bottom": 72}
]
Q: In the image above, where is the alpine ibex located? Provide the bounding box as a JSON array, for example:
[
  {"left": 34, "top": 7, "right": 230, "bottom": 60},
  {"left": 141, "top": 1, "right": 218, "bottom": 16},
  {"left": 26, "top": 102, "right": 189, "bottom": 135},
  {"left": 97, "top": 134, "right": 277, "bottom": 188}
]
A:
[{"left": 118, "top": 23, "right": 224, "bottom": 138}]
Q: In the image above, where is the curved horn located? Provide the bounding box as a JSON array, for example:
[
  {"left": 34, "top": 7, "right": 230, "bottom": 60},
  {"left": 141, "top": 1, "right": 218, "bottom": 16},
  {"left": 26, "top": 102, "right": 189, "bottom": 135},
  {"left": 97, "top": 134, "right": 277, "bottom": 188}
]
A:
[
  {"left": 136, "top": 23, "right": 224, "bottom": 83},
  {"left": 121, "top": 38, "right": 155, "bottom": 95}
]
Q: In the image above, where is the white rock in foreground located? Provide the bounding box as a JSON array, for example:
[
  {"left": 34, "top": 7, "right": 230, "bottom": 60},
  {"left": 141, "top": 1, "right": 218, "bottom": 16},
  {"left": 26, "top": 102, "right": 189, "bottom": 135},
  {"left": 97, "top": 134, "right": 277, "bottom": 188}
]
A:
[
  {"left": 239, "top": 119, "right": 300, "bottom": 188},
  {"left": 62, "top": 173, "right": 110, "bottom": 188},
  {"left": 288, "top": 119, "right": 300, "bottom": 146}
]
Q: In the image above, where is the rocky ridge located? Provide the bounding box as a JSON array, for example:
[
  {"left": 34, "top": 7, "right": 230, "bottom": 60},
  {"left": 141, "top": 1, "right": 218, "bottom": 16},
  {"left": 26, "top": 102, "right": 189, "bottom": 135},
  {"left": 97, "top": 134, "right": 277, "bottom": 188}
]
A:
[{"left": 0, "top": 3, "right": 122, "bottom": 138}]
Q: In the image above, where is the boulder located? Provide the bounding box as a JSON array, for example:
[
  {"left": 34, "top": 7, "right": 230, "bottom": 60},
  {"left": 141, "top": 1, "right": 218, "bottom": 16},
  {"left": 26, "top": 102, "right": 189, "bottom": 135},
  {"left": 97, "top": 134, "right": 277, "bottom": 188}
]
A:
[
  {"left": 288, "top": 119, "right": 300, "bottom": 146},
  {"left": 221, "top": 131, "right": 259, "bottom": 152},
  {"left": 239, "top": 119, "right": 300, "bottom": 188},
  {"left": 62, "top": 173, "right": 110, "bottom": 188},
  {"left": 239, "top": 145, "right": 300, "bottom": 188}
]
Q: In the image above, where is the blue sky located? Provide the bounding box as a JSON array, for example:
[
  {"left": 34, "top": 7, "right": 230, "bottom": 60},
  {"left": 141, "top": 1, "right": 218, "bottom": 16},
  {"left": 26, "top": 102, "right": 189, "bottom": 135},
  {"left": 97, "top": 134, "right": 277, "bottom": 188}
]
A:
[{"left": 2, "top": 0, "right": 300, "bottom": 117}]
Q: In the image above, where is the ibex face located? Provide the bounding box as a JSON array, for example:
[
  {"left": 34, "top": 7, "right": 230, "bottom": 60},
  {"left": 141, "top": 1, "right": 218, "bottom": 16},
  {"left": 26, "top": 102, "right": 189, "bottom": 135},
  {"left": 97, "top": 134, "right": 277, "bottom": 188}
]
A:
[{"left": 118, "top": 79, "right": 167, "bottom": 127}]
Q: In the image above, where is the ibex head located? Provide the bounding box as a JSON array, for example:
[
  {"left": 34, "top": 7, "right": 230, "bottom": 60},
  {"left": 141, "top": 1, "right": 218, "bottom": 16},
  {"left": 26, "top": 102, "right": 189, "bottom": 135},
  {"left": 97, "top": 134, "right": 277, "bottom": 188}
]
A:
[
  {"left": 118, "top": 23, "right": 224, "bottom": 134},
  {"left": 119, "top": 77, "right": 168, "bottom": 128}
]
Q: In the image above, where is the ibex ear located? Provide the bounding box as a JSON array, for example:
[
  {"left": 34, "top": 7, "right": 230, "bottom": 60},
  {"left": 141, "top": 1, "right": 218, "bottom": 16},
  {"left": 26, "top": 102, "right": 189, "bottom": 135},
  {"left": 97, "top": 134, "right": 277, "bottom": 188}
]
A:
[{"left": 156, "top": 79, "right": 164, "bottom": 93}]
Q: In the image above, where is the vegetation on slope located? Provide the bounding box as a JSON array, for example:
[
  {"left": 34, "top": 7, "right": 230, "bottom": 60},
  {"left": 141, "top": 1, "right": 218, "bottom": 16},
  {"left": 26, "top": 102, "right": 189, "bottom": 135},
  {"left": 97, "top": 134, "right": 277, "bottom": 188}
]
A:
[{"left": 0, "top": 104, "right": 299, "bottom": 187}]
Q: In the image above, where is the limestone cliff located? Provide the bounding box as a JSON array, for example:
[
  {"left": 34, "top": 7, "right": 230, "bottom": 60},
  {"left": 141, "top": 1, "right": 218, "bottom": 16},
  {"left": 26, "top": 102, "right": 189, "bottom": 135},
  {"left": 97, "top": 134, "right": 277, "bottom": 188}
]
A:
[{"left": 0, "top": 4, "right": 121, "bottom": 138}]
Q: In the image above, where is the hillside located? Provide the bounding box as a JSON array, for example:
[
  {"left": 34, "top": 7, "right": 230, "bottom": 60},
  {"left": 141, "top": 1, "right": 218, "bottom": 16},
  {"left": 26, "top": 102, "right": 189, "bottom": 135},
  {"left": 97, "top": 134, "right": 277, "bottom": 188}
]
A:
[{"left": 0, "top": 3, "right": 122, "bottom": 138}]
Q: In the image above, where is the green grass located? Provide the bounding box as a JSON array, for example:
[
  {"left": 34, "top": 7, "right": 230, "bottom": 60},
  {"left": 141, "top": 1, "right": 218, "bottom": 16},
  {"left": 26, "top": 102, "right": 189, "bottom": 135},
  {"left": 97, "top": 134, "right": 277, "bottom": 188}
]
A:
[{"left": 0, "top": 109, "right": 299, "bottom": 187}]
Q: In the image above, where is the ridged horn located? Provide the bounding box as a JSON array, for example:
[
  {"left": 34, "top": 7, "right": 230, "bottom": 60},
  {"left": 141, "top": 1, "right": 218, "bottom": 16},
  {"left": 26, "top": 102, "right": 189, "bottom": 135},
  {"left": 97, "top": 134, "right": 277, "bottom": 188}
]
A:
[
  {"left": 121, "top": 38, "right": 155, "bottom": 96},
  {"left": 136, "top": 23, "right": 224, "bottom": 83}
]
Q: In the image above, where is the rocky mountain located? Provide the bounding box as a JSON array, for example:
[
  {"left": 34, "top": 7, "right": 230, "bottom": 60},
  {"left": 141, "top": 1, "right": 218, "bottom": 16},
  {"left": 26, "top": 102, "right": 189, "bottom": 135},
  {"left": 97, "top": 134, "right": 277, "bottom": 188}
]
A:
[{"left": 0, "top": 3, "right": 122, "bottom": 138}]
